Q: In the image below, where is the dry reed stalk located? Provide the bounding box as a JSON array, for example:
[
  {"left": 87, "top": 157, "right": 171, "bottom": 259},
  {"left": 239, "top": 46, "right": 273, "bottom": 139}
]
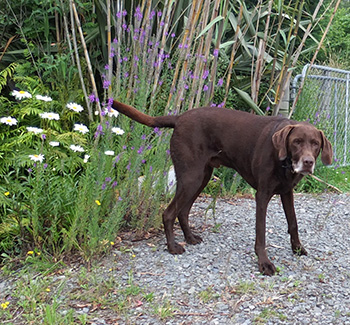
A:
[
  {"left": 224, "top": 5, "right": 244, "bottom": 105},
  {"left": 107, "top": 0, "right": 113, "bottom": 98},
  {"left": 140, "top": 0, "right": 153, "bottom": 90},
  {"left": 290, "top": 0, "right": 341, "bottom": 117},
  {"left": 59, "top": 0, "right": 75, "bottom": 64},
  {"left": 193, "top": 0, "right": 220, "bottom": 109},
  {"left": 273, "top": 0, "right": 324, "bottom": 117},
  {"left": 273, "top": 0, "right": 305, "bottom": 116},
  {"left": 250, "top": 0, "right": 263, "bottom": 104},
  {"left": 166, "top": 0, "right": 200, "bottom": 112},
  {"left": 69, "top": 0, "right": 94, "bottom": 120},
  {"left": 113, "top": 0, "right": 124, "bottom": 97},
  {"left": 251, "top": 0, "right": 272, "bottom": 104},
  {"left": 150, "top": 0, "right": 174, "bottom": 107},
  {"left": 187, "top": 0, "right": 210, "bottom": 110},
  {"left": 206, "top": 0, "right": 229, "bottom": 104},
  {"left": 126, "top": 5, "right": 143, "bottom": 100},
  {"left": 174, "top": 0, "right": 205, "bottom": 111}
]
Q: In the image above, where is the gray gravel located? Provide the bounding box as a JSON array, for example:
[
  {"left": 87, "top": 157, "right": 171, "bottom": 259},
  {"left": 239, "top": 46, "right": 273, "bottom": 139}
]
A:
[
  {"left": 2, "top": 193, "right": 350, "bottom": 324},
  {"left": 97, "top": 193, "right": 350, "bottom": 324}
]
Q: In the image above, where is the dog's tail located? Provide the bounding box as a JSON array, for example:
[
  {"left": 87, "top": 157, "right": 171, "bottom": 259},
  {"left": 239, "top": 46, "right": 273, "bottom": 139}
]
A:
[{"left": 112, "top": 100, "right": 177, "bottom": 128}]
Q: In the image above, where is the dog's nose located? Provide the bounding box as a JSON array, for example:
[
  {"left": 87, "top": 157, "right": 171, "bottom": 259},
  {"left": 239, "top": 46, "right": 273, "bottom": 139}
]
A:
[{"left": 303, "top": 157, "right": 314, "bottom": 168}]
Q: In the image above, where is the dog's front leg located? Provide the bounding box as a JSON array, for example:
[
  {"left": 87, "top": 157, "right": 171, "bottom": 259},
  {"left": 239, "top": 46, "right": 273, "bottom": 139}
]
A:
[
  {"left": 255, "top": 191, "right": 276, "bottom": 276},
  {"left": 280, "top": 191, "right": 308, "bottom": 256}
]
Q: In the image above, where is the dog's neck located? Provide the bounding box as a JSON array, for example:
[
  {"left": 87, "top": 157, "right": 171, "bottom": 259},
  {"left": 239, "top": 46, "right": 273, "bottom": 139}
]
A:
[{"left": 282, "top": 157, "right": 294, "bottom": 173}]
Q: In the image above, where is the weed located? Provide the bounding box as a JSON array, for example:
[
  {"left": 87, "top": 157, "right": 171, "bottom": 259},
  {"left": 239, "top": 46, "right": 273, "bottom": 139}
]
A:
[
  {"left": 153, "top": 300, "right": 176, "bottom": 320},
  {"left": 211, "top": 223, "right": 222, "bottom": 233},
  {"left": 143, "top": 292, "right": 155, "bottom": 303},
  {"left": 254, "top": 307, "right": 287, "bottom": 324},
  {"left": 318, "top": 273, "right": 325, "bottom": 283},
  {"left": 198, "top": 286, "right": 219, "bottom": 303},
  {"left": 232, "top": 281, "right": 256, "bottom": 295}
]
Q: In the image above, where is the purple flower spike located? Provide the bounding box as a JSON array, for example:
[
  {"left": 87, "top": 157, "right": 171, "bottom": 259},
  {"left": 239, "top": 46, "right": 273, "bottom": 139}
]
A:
[{"left": 135, "top": 6, "right": 143, "bottom": 20}]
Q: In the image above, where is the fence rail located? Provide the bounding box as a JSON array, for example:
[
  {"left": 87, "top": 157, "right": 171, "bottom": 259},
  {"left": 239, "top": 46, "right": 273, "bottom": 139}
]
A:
[{"left": 292, "top": 64, "right": 350, "bottom": 167}]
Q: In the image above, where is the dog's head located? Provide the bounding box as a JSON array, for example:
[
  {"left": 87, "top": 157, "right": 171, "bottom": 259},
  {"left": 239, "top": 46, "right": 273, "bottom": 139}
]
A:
[{"left": 272, "top": 124, "right": 333, "bottom": 175}]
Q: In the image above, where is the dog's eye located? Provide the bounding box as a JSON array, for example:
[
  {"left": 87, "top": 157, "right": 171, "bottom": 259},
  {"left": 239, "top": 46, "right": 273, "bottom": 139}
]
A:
[
  {"left": 293, "top": 138, "right": 303, "bottom": 145},
  {"left": 311, "top": 140, "right": 319, "bottom": 147}
]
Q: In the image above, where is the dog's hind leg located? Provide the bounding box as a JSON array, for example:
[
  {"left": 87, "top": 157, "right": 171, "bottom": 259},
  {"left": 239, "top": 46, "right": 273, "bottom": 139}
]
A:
[
  {"left": 178, "top": 165, "right": 213, "bottom": 245},
  {"left": 163, "top": 165, "right": 213, "bottom": 254}
]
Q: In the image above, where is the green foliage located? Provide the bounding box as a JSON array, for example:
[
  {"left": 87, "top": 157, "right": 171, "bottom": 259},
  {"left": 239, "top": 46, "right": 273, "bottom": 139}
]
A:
[{"left": 319, "top": 6, "right": 350, "bottom": 65}]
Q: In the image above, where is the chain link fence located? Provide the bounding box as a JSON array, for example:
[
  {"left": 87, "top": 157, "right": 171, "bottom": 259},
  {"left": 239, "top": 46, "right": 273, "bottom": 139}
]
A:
[{"left": 292, "top": 64, "right": 350, "bottom": 167}]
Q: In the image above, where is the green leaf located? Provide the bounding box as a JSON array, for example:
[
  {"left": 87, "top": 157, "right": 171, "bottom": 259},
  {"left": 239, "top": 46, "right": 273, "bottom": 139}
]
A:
[
  {"left": 233, "top": 87, "right": 264, "bottom": 116},
  {"left": 196, "top": 16, "right": 224, "bottom": 40}
]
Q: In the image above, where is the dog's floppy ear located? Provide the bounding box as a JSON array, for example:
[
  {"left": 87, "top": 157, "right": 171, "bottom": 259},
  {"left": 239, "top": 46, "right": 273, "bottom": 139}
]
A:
[
  {"left": 272, "top": 125, "right": 295, "bottom": 160},
  {"left": 319, "top": 130, "right": 333, "bottom": 165}
]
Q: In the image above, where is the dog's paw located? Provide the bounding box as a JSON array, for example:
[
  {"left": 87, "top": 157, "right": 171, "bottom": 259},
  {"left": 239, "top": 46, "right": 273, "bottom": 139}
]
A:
[
  {"left": 186, "top": 234, "right": 203, "bottom": 245},
  {"left": 168, "top": 242, "right": 185, "bottom": 255},
  {"left": 292, "top": 245, "right": 308, "bottom": 256},
  {"left": 259, "top": 261, "right": 277, "bottom": 276}
]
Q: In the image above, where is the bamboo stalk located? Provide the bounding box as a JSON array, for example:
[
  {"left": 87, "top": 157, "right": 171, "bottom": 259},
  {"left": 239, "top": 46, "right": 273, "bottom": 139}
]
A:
[{"left": 71, "top": 0, "right": 101, "bottom": 120}]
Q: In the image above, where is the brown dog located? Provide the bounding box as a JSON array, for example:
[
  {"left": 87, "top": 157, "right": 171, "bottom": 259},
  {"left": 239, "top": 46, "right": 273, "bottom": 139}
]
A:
[{"left": 112, "top": 100, "right": 333, "bottom": 275}]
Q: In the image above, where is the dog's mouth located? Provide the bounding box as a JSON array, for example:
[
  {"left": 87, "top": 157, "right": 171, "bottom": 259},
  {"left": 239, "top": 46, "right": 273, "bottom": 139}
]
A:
[{"left": 292, "top": 159, "right": 315, "bottom": 175}]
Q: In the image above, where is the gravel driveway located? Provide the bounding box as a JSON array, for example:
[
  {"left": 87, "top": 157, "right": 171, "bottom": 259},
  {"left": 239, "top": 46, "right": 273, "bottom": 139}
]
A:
[
  {"left": 98, "top": 193, "right": 350, "bottom": 324},
  {"left": 1, "top": 193, "right": 350, "bottom": 324}
]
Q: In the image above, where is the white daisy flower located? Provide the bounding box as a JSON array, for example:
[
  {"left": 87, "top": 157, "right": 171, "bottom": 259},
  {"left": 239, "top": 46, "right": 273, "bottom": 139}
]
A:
[
  {"left": 49, "top": 141, "right": 60, "bottom": 147},
  {"left": 70, "top": 144, "right": 84, "bottom": 152},
  {"left": 67, "top": 102, "right": 84, "bottom": 112},
  {"left": 83, "top": 154, "right": 90, "bottom": 163},
  {"left": 111, "top": 127, "right": 125, "bottom": 135},
  {"left": 11, "top": 90, "right": 32, "bottom": 100},
  {"left": 104, "top": 150, "right": 115, "bottom": 156},
  {"left": 27, "top": 126, "right": 43, "bottom": 134},
  {"left": 104, "top": 108, "right": 119, "bottom": 118},
  {"left": 1, "top": 116, "right": 18, "bottom": 126},
  {"left": 36, "top": 95, "right": 53, "bottom": 102},
  {"left": 74, "top": 123, "right": 89, "bottom": 134},
  {"left": 29, "top": 154, "right": 45, "bottom": 162},
  {"left": 40, "top": 112, "right": 60, "bottom": 120}
]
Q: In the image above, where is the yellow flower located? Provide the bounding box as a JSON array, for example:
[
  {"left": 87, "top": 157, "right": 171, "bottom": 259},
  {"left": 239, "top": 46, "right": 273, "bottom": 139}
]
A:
[
  {"left": 4, "top": 192, "right": 10, "bottom": 196},
  {"left": 95, "top": 200, "right": 101, "bottom": 206},
  {"left": 45, "top": 288, "right": 51, "bottom": 292},
  {"left": 37, "top": 252, "right": 41, "bottom": 256},
  {"left": 27, "top": 251, "right": 34, "bottom": 255},
  {"left": 1, "top": 301, "right": 9, "bottom": 309},
  {"left": 110, "top": 241, "right": 115, "bottom": 246},
  {"left": 132, "top": 254, "right": 136, "bottom": 258}
]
